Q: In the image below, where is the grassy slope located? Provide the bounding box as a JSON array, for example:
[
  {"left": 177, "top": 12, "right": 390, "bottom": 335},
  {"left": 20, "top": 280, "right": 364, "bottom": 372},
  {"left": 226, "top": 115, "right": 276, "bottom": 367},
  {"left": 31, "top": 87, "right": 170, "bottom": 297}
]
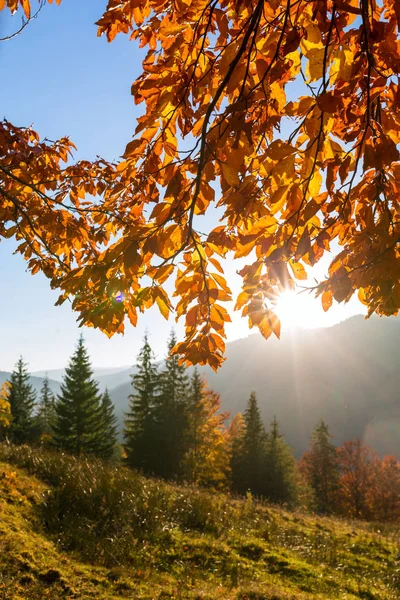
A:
[{"left": 0, "top": 453, "right": 399, "bottom": 600}]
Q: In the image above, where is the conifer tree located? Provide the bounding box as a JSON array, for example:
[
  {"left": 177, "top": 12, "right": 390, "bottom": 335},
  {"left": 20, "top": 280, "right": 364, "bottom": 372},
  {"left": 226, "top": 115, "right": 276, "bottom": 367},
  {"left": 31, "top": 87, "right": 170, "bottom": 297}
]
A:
[
  {"left": 183, "top": 369, "right": 230, "bottom": 488},
  {"left": 35, "top": 375, "right": 56, "bottom": 445},
  {"left": 233, "top": 391, "right": 266, "bottom": 496},
  {"left": 98, "top": 388, "right": 118, "bottom": 460},
  {"left": 124, "top": 334, "right": 158, "bottom": 473},
  {"left": 264, "top": 417, "right": 297, "bottom": 505},
  {"left": 300, "top": 421, "right": 339, "bottom": 514},
  {"left": 53, "top": 336, "right": 103, "bottom": 456},
  {"left": 8, "top": 357, "right": 36, "bottom": 444},
  {"left": 152, "top": 331, "right": 189, "bottom": 479},
  {"left": 228, "top": 412, "right": 245, "bottom": 493}
]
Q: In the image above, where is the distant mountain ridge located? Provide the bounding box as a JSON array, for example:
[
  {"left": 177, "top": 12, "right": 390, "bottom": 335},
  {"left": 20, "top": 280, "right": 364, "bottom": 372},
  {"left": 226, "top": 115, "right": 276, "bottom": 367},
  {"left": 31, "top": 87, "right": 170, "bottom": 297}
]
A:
[
  {"left": 2, "top": 316, "right": 399, "bottom": 457},
  {"left": 0, "top": 372, "right": 61, "bottom": 396},
  {"left": 32, "top": 366, "right": 133, "bottom": 391}
]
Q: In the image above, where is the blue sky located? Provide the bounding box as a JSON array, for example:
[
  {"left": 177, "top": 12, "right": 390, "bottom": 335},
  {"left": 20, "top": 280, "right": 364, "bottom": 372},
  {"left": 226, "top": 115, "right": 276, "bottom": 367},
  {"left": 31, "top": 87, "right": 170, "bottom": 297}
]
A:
[{"left": 0, "top": 0, "right": 365, "bottom": 372}]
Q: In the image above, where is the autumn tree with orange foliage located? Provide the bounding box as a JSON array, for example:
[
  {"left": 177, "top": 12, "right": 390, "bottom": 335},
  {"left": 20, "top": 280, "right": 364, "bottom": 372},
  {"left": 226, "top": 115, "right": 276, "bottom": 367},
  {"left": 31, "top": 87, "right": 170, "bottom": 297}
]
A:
[
  {"left": 183, "top": 369, "right": 230, "bottom": 488},
  {"left": 0, "top": 382, "right": 12, "bottom": 436},
  {"left": 337, "top": 439, "right": 374, "bottom": 519},
  {"left": 368, "top": 455, "right": 400, "bottom": 521},
  {"left": 2, "top": 0, "right": 400, "bottom": 368}
]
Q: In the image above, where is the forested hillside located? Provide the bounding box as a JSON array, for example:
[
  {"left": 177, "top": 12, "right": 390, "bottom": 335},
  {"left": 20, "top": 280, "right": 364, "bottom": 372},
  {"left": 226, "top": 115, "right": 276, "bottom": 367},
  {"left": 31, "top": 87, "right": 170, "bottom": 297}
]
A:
[
  {"left": 110, "top": 316, "right": 400, "bottom": 456},
  {"left": 2, "top": 316, "right": 400, "bottom": 456}
]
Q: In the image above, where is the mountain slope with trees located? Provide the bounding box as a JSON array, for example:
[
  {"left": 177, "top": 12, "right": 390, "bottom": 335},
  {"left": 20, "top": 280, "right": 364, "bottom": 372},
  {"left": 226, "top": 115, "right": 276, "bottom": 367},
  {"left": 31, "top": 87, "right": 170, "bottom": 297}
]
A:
[
  {"left": 109, "top": 316, "right": 400, "bottom": 456},
  {"left": 2, "top": 316, "right": 399, "bottom": 456}
]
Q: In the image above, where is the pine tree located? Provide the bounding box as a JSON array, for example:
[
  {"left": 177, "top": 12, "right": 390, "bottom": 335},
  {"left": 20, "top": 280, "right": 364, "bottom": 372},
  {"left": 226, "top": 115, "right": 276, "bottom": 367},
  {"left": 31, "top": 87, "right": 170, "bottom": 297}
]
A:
[
  {"left": 300, "top": 421, "right": 339, "bottom": 514},
  {"left": 183, "top": 369, "right": 230, "bottom": 488},
  {"left": 98, "top": 388, "right": 118, "bottom": 460},
  {"left": 233, "top": 391, "right": 267, "bottom": 496},
  {"left": 263, "top": 417, "right": 297, "bottom": 505},
  {"left": 35, "top": 375, "right": 56, "bottom": 445},
  {"left": 53, "top": 336, "right": 103, "bottom": 456},
  {"left": 8, "top": 357, "right": 36, "bottom": 444},
  {"left": 152, "top": 331, "right": 189, "bottom": 479},
  {"left": 124, "top": 334, "right": 159, "bottom": 473}
]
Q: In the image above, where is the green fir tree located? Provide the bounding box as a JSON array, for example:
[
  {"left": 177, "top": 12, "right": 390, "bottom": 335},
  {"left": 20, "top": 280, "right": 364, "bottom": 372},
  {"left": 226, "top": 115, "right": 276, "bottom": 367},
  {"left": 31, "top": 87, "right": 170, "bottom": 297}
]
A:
[
  {"left": 98, "top": 388, "right": 119, "bottom": 460},
  {"left": 35, "top": 375, "right": 56, "bottom": 445},
  {"left": 53, "top": 336, "right": 103, "bottom": 456},
  {"left": 152, "top": 331, "right": 189, "bottom": 480},
  {"left": 124, "top": 334, "right": 158, "bottom": 473},
  {"left": 232, "top": 391, "right": 267, "bottom": 496},
  {"left": 183, "top": 368, "right": 204, "bottom": 483},
  {"left": 300, "top": 421, "right": 340, "bottom": 514},
  {"left": 8, "top": 357, "right": 36, "bottom": 444},
  {"left": 228, "top": 412, "right": 245, "bottom": 492},
  {"left": 264, "top": 417, "right": 297, "bottom": 505}
]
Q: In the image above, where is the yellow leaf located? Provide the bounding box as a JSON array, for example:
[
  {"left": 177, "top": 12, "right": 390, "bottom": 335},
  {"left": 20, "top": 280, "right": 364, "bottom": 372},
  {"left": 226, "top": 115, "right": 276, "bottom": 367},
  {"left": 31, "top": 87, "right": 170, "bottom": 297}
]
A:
[
  {"left": 270, "top": 82, "right": 286, "bottom": 111},
  {"left": 127, "top": 304, "right": 138, "bottom": 326},
  {"left": 156, "top": 295, "right": 170, "bottom": 320},
  {"left": 330, "top": 48, "right": 353, "bottom": 83},
  {"left": 321, "top": 290, "right": 333, "bottom": 312},
  {"left": 221, "top": 163, "right": 240, "bottom": 187},
  {"left": 259, "top": 311, "right": 280, "bottom": 340},
  {"left": 209, "top": 256, "right": 224, "bottom": 274},
  {"left": 165, "top": 128, "right": 178, "bottom": 156},
  {"left": 154, "top": 263, "right": 174, "bottom": 284},
  {"left": 358, "top": 288, "right": 368, "bottom": 306},
  {"left": 211, "top": 272, "right": 231, "bottom": 295},
  {"left": 308, "top": 170, "right": 322, "bottom": 197},
  {"left": 290, "top": 261, "right": 307, "bottom": 280},
  {"left": 305, "top": 48, "right": 325, "bottom": 82}
]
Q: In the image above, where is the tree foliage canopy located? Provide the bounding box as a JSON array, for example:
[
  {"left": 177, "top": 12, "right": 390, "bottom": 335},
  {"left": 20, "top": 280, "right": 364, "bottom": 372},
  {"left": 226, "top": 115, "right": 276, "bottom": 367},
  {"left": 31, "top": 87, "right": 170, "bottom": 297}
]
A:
[
  {"left": 0, "top": 382, "right": 12, "bottom": 433},
  {"left": 2, "top": 0, "right": 400, "bottom": 368}
]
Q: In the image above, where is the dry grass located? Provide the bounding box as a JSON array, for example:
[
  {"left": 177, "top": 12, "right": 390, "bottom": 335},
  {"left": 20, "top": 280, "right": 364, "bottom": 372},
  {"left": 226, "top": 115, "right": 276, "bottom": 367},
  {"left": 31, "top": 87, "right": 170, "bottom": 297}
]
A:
[{"left": 0, "top": 443, "right": 399, "bottom": 599}]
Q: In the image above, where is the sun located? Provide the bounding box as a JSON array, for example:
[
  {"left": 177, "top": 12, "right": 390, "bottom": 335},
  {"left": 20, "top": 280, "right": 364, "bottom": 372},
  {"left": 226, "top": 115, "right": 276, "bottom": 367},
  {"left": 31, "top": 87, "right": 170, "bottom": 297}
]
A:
[{"left": 274, "top": 290, "right": 321, "bottom": 330}]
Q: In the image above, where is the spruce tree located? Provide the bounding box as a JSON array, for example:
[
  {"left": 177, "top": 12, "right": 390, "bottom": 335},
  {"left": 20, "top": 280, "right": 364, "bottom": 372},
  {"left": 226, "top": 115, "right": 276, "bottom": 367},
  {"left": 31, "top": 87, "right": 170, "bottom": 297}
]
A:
[
  {"left": 152, "top": 331, "right": 189, "bottom": 479},
  {"left": 228, "top": 412, "right": 245, "bottom": 493},
  {"left": 233, "top": 391, "right": 267, "bottom": 496},
  {"left": 98, "top": 388, "right": 118, "bottom": 460},
  {"left": 124, "top": 334, "right": 158, "bottom": 473},
  {"left": 35, "top": 375, "right": 56, "bottom": 445},
  {"left": 183, "top": 369, "right": 229, "bottom": 488},
  {"left": 183, "top": 368, "right": 204, "bottom": 483},
  {"left": 53, "top": 336, "right": 103, "bottom": 456},
  {"left": 264, "top": 417, "right": 297, "bottom": 505},
  {"left": 300, "top": 421, "right": 339, "bottom": 514},
  {"left": 8, "top": 357, "right": 36, "bottom": 444}
]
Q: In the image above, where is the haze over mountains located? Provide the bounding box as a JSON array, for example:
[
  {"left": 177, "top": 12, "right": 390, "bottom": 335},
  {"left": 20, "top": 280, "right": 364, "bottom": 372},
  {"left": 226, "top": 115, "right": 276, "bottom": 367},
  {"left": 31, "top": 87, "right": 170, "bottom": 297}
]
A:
[{"left": 2, "top": 315, "right": 399, "bottom": 457}]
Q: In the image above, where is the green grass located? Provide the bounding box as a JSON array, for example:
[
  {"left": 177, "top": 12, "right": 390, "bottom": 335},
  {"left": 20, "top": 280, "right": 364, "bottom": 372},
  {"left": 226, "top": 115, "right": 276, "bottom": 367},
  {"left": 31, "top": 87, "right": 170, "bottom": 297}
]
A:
[{"left": 0, "top": 443, "right": 399, "bottom": 599}]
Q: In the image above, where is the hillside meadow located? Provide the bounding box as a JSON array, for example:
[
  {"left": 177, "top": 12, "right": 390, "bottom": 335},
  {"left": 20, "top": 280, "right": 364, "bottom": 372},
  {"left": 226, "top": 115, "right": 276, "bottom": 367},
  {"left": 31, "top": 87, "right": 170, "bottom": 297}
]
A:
[{"left": 0, "top": 443, "right": 399, "bottom": 600}]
